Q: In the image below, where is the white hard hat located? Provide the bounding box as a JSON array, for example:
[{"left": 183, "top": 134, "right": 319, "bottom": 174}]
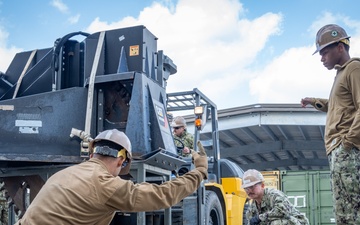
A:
[
  {"left": 89, "top": 129, "right": 132, "bottom": 175},
  {"left": 241, "top": 169, "right": 265, "bottom": 188},
  {"left": 171, "top": 116, "right": 186, "bottom": 128}
]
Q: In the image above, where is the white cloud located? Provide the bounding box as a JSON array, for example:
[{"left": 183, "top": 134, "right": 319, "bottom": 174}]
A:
[
  {"left": 68, "top": 14, "right": 80, "bottom": 24},
  {"left": 50, "top": 0, "right": 69, "bottom": 14},
  {"left": 249, "top": 46, "right": 334, "bottom": 103},
  {"left": 84, "top": 0, "right": 283, "bottom": 108},
  {"left": 248, "top": 12, "right": 360, "bottom": 105},
  {"left": 50, "top": 0, "right": 80, "bottom": 25},
  {"left": 0, "top": 27, "right": 22, "bottom": 72},
  {"left": 85, "top": 16, "right": 139, "bottom": 33}
]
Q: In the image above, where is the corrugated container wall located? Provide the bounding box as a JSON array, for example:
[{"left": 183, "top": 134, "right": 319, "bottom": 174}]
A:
[{"left": 280, "top": 170, "right": 335, "bottom": 225}]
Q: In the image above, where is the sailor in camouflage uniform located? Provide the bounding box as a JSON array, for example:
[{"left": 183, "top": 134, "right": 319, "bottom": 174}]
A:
[
  {"left": 242, "top": 169, "right": 309, "bottom": 225},
  {"left": 171, "top": 116, "right": 194, "bottom": 157},
  {"left": 0, "top": 182, "right": 8, "bottom": 225},
  {"left": 301, "top": 24, "right": 360, "bottom": 224}
]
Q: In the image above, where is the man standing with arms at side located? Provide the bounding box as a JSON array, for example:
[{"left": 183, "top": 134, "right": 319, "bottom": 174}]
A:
[{"left": 301, "top": 24, "right": 360, "bottom": 225}]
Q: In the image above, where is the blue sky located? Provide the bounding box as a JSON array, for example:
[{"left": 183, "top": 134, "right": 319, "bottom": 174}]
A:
[{"left": 1, "top": 0, "right": 360, "bottom": 109}]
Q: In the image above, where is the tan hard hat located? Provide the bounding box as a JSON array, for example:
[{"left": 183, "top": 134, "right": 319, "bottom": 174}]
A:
[
  {"left": 89, "top": 129, "right": 132, "bottom": 175},
  {"left": 171, "top": 116, "right": 187, "bottom": 128},
  {"left": 313, "top": 24, "right": 350, "bottom": 55},
  {"left": 241, "top": 169, "right": 265, "bottom": 188}
]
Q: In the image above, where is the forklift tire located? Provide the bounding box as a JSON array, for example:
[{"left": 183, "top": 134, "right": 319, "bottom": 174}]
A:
[{"left": 204, "top": 191, "right": 224, "bottom": 225}]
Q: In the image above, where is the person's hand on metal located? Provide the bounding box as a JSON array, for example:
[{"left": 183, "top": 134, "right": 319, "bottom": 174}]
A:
[
  {"left": 249, "top": 215, "right": 261, "bottom": 225},
  {"left": 191, "top": 140, "right": 208, "bottom": 179}
]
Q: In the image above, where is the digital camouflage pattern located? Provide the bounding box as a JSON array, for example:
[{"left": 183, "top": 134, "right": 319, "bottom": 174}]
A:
[
  {"left": 174, "top": 130, "right": 194, "bottom": 157},
  {"left": 0, "top": 182, "right": 8, "bottom": 225},
  {"left": 328, "top": 144, "right": 360, "bottom": 225},
  {"left": 0, "top": 182, "right": 21, "bottom": 225},
  {"left": 246, "top": 188, "right": 309, "bottom": 225}
]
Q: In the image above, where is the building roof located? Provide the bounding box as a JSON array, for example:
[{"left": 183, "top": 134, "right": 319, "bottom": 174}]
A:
[{"left": 186, "top": 103, "right": 327, "bottom": 171}]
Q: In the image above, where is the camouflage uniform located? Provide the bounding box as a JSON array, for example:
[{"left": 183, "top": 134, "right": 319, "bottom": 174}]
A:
[
  {"left": 0, "top": 182, "right": 8, "bottom": 225},
  {"left": 328, "top": 144, "right": 360, "bottom": 225},
  {"left": 174, "top": 130, "right": 194, "bottom": 157},
  {"left": 246, "top": 188, "right": 309, "bottom": 225}
]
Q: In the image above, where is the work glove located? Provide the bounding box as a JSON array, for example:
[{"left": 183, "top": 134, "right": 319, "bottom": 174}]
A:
[
  {"left": 249, "top": 215, "right": 261, "bottom": 225},
  {"left": 191, "top": 140, "right": 208, "bottom": 179}
]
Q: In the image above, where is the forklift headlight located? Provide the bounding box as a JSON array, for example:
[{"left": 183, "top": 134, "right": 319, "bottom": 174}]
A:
[{"left": 194, "top": 106, "right": 204, "bottom": 116}]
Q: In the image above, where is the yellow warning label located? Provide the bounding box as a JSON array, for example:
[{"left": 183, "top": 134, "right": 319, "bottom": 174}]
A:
[{"left": 129, "top": 45, "right": 139, "bottom": 56}]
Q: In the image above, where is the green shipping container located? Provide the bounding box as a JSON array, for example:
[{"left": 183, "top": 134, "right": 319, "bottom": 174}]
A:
[{"left": 280, "top": 170, "right": 335, "bottom": 225}]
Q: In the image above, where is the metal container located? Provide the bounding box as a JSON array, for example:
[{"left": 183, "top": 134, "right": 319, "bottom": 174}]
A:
[
  {"left": 261, "top": 170, "right": 280, "bottom": 190},
  {"left": 280, "top": 170, "right": 335, "bottom": 225}
]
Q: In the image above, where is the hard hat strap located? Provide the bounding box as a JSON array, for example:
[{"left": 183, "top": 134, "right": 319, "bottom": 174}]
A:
[
  {"left": 339, "top": 38, "right": 350, "bottom": 46},
  {"left": 94, "top": 146, "right": 125, "bottom": 158},
  {"left": 117, "top": 149, "right": 127, "bottom": 160}
]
